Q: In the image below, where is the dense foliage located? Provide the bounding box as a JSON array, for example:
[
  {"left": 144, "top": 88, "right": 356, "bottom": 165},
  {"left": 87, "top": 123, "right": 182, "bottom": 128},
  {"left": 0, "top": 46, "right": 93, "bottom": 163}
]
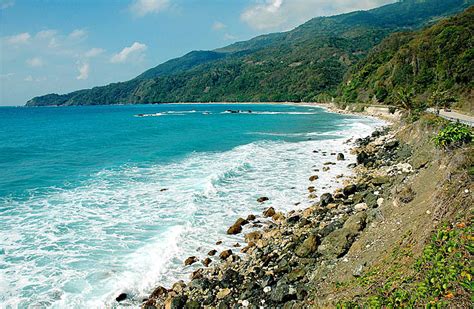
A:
[
  {"left": 434, "top": 122, "right": 473, "bottom": 148},
  {"left": 26, "top": 0, "right": 473, "bottom": 106},
  {"left": 340, "top": 5, "right": 474, "bottom": 108}
]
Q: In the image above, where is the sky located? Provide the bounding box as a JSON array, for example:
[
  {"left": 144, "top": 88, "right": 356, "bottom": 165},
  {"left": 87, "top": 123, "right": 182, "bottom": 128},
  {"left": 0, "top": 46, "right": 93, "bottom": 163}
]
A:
[{"left": 0, "top": 0, "right": 395, "bottom": 106}]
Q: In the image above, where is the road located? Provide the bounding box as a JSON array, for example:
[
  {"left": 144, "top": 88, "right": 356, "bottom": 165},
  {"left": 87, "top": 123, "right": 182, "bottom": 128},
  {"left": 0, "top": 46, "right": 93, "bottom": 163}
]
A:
[{"left": 427, "top": 108, "right": 474, "bottom": 127}]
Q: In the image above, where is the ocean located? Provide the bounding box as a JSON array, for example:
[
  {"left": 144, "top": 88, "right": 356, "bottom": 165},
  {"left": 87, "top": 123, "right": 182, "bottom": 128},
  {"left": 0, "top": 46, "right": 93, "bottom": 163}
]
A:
[{"left": 0, "top": 104, "right": 384, "bottom": 308}]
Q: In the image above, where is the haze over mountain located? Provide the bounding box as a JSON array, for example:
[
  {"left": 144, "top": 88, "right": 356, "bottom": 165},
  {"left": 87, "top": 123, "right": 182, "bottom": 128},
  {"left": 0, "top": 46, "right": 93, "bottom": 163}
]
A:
[{"left": 26, "top": 0, "right": 473, "bottom": 106}]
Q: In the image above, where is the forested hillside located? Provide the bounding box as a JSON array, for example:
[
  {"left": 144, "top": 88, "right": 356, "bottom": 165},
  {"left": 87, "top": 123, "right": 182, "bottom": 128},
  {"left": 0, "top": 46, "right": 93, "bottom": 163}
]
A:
[
  {"left": 26, "top": 0, "right": 473, "bottom": 106},
  {"left": 339, "top": 5, "right": 474, "bottom": 110}
]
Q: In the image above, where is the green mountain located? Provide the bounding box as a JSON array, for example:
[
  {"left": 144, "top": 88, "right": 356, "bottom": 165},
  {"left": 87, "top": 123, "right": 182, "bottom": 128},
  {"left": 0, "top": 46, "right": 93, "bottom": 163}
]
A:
[
  {"left": 26, "top": 0, "right": 473, "bottom": 106},
  {"left": 339, "top": 5, "right": 474, "bottom": 110}
]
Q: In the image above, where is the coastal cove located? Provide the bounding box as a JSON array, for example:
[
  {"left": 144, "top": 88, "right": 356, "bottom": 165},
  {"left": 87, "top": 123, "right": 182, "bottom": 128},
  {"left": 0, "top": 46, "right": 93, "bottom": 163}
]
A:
[{"left": 0, "top": 104, "right": 384, "bottom": 307}]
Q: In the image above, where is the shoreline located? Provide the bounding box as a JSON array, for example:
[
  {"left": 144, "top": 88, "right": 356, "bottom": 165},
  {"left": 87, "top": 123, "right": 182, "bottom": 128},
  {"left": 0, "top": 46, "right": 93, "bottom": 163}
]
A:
[
  {"left": 139, "top": 120, "right": 394, "bottom": 308},
  {"left": 127, "top": 106, "right": 390, "bottom": 307}
]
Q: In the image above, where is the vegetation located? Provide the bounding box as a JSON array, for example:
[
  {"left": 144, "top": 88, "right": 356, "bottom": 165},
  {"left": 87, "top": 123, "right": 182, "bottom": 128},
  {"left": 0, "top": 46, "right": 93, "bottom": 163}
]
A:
[
  {"left": 339, "top": 5, "right": 474, "bottom": 111},
  {"left": 337, "top": 220, "right": 473, "bottom": 308},
  {"left": 26, "top": 0, "right": 473, "bottom": 106},
  {"left": 434, "top": 122, "right": 473, "bottom": 148}
]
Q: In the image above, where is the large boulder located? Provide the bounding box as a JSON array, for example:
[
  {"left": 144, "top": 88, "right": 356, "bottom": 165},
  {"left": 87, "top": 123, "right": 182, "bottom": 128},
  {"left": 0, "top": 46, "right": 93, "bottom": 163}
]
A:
[
  {"left": 226, "top": 217, "right": 248, "bottom": 235},
  {"left": 184, "top": 256, "right": 198, "bottom": 266},
  {"left": 336, "top": 153, "right": 345, "bottom": 161},
  {"left": 318, "top": 212, "right": 367, "bottom": 258},
  {"left": 295, "top": 234, "right": 319, "bottom": 257},
  {"left": 263, "top": 207, "right": 276, "bottom": 217}
]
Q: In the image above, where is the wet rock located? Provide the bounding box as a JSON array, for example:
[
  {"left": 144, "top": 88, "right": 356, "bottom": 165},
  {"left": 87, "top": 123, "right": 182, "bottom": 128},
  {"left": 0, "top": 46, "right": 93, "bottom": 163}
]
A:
[
  {"left": 309, "top": 175, "right": 319, "bottom": 181},
  {"left": 257, "top": 197, "right": 269, "bottom": 203},
  {"left": 246, "top": 214, "right": 256, "bottom": 221},
  {"left": 320, "top": 193, "right": 334, "bottom": 207},
  {"left": 295, "top": 234, "right": 319, "bottom": 257},
  {"left": 219, "top": 249, "right": 232, "bottom": 260},
  {"left": 227, "top": 217, "right": 249, "bottom": 235},
  {"left": 263, "top": 207, "right": 276, "bottom": 217},
  {"left": 160, "top": 188, "right": 168, "bottom": 192},
  {"left": 308, "top": 186, "right": 315, "bottom": 193},
  {"left": 202, "top": 257, "right": 212, "bottom": 267},
  {"left": 184, "top": 256, "right": 198, "bottom": 266},
  {"left": 322, "top": 166, "right": 330, "bottom": 172},
  {"left": 172, "top": 281, "right": 186, "bottom": 294},
  {"left": 336, "top": 153, "right": 345, "bottom": 161},
  {"left": 272, "top": 212, "right": 285, "bottom": 221},
  {"left": 343, "top": 184, "right": 357, "bottom": 196},
  {"left": 116, "top": 293, "right": 127, "bottom": 302},
  {"left": 208, "top": 249, "right": 217, "bottom": 256}
]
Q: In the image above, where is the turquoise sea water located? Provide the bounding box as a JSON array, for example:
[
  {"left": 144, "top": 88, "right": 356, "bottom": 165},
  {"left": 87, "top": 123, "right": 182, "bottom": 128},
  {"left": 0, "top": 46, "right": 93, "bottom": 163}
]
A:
[{"left": 0, "top": 104, "right": 383, "bottom": 308}]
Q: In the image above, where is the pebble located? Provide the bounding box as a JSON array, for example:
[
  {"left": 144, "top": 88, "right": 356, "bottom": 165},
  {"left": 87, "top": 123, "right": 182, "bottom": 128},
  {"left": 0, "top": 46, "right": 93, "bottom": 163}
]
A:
[{"left": 263, "top": 286, "right": 271, "bottom": 293}]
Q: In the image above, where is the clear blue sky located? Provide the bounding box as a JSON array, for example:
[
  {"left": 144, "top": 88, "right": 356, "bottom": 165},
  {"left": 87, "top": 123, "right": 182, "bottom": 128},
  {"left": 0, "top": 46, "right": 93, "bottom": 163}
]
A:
[{"left": 0, "top": 0, "right": 394, "bottom": 106}]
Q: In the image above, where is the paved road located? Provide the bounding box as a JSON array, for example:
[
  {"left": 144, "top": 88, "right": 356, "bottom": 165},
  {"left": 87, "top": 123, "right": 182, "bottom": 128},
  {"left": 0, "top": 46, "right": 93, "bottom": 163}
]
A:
[{"left": 427, "top": 108, "right": 474, "bottom": 127}]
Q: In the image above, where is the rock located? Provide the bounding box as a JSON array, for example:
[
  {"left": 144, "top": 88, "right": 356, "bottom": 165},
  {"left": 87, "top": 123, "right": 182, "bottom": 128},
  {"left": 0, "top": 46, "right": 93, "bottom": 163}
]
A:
[
  {"left": 343, "top": 184, "right": 357, "bottom": 196},
  {"left": 322, "top": 166, "right": 330, "bottom": 171},
  {"left": 115, "top": 293, "right": 127, "bottom": 302},
  {"left": 216, "top": 288, "right": 231, "bottom": 300},
  {"left": 320, "top": 193, "right": 334, "bottom": 206},
  {"left": 364, "top": 193, "right": 378, "bottom": 208},
  {"left": 263, "top": 207, "right": 276, "bottom": 217},
  {"left": 295, "top": 234, "right": 319, "bottom": 257},
  {"left": 219, "top": 249, "right": 232, "bottom": 260},
  {"left": 354, "top": 202, "right": 368, "bottom": 212},
  {"left": 412, "top": 152, "right": 430, "bottom": 169},
  {"left": 150, "top": 286, "right": 167, "bottom": 299},
  {"left": 270, "top": 281, "right": 297, "bottom": 303},
  {"left": 257, "top": 196, "right": 269, "bottom": 203},
  {"left": 318, "top": 212, "right": 367, "bottom": 258},
  {"left": 208, "top": 249, "right": 217, "bottom": 256},
  {"left": 184, "top": 256, "right": 198, "bottom": 266},
  {"left": 246, "top": 214, "right": 256, "bottom": 221},
  {"left": 216, "top": 240, "right": 222, "bottom": 245},
  {"left": 308, "top": 186, "right": 316, "bottom": 193},
  {"left": 202, "top": 257, "right": 212, "bottom": 267},
  {"left": 263, "top": 286, "right": 272, "bottom": 293},
  {"left": 336, "top": 153, "right": 345, "bottom": 160},
  {"left": 309, "top": 175, "right": 319, "bottom": 181},
  {"left": 377, "top": 198, "right": 384, "bottom": 207},
  {"left": 353, "top": 263, "right": 365, "bottom": 277},
  {"left": 172, "top": 281, "right": 186, "bottom": 294},
  {"left": 167, "top": 295, "right": 187, "bottom": 309},
  {"left": 286, "top": 215, "right": 300, "bottom": 224},
  {"left": 242, "top": 300, "right": 250, "bottom": 307},
  {"left": 160, "top": 188, "right": 168, "bottom": 192},
  {"left": 385, "top": 140, "right": 399, "bottom": 150},
  {"left": 245, "top": 231, "right": 262, "bottom": 243},
  {"left": 356, "top": 151, "right": 370, "bottom": 165},
  {"left": 185, "top": 300, "right": 200, "bottom": 309},
  {"left": 371, "top": 176, "right": 389, "bottom": 186},
  {"left": 397, "top": 186, "right": 416, "bottom": 203},
  {"left": 287, "top": 268, "right": 306, "bottom": 282},
  {"left": 227, "top": 217, "right": 249, "bottom": 235}
]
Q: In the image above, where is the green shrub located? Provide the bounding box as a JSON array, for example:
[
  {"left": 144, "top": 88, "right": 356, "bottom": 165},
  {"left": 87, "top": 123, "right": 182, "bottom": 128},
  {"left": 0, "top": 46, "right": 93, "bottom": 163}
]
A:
[{"left": 433, "top": 123, "right": 473, "bottom": 148}]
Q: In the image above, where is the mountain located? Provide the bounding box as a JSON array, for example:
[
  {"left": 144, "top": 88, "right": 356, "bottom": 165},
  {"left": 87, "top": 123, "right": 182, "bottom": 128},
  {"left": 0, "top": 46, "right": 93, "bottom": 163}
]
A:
[
  {"left": 338, "top": 5, "right": 474, "bottom": 110},
  {"left": 26, "top": 0, "right": 474, "bottom": 106}
]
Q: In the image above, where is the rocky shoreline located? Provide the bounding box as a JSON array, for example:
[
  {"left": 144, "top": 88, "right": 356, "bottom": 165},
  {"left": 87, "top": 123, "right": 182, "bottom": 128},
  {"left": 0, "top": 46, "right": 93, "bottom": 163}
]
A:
[{"left": 136, "top": 122, "right": 416, "bottom": 308}]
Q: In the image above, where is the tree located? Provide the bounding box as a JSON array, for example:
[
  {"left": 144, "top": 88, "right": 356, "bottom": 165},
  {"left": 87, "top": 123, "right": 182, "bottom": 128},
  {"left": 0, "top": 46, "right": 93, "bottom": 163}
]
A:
[{"left": 396, "top": 88, "right": 415, "bottom": 115}]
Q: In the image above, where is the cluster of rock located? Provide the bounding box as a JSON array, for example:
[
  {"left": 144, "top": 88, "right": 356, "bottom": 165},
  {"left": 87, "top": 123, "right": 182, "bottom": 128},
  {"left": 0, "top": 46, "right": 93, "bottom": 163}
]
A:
[{"left": 140, "top": 127, "right": 414, "bottom": 308}]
